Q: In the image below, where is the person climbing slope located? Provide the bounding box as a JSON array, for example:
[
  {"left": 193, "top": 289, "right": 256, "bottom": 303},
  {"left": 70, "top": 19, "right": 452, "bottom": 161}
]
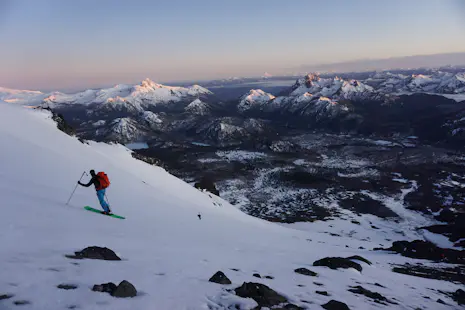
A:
[{"left": 78, "top": 170, "right": 112, "bottom": 215}]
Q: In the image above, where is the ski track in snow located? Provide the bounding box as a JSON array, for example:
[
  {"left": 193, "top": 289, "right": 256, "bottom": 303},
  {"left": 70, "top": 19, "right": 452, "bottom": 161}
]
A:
[{"left": 0, "top": 101, "right": 462, "bottom": 310}]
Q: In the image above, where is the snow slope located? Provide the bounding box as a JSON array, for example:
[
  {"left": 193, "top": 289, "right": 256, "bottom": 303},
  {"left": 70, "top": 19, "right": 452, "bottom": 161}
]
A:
[{"left": 0, "top": 102, "right": 461, "bottom": 309}]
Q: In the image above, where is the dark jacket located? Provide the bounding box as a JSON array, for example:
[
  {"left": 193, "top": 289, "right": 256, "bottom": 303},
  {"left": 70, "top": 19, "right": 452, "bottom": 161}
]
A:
[{"left": 79, "top": 176, "right": 100, "bottom": 190}]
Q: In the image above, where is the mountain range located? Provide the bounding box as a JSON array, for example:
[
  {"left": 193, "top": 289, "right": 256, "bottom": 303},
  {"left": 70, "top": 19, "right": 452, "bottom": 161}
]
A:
[{"left": 1, "top": 70, "right": 465, "bottom": 147}]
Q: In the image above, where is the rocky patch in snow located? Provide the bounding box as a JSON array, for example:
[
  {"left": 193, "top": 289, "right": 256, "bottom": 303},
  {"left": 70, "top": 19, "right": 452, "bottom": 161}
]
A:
[
  {"left": 92, "top": 280, "right": 137, "bottom": 298},
  {"left": 209, "top": 271, "right": 232, "bottom": 285},
  {"left": 376, "top": 240, "right": 465, "bottom": 264},
  {"left": 65, "top": 246, "right": 121, "bottom": 261}
]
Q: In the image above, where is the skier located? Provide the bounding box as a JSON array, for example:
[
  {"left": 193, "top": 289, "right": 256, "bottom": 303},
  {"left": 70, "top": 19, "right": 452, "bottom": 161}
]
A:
[{"left": 78, "top": 170, "right": 112, "bottom": 215}]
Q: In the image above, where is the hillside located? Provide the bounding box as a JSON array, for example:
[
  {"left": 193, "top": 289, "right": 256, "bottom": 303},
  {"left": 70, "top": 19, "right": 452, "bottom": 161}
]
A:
[{"left": 0, "top": 102, "right": 463, "bottom": 310}]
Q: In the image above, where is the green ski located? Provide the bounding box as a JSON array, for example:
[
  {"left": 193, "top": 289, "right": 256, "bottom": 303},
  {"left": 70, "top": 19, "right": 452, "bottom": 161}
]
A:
[{"left": 84, "top": 206, "right": 125, "bottom": 219}]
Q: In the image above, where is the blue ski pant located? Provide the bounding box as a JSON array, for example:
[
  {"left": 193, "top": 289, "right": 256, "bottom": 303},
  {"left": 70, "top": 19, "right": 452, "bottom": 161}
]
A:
[{"left": 96, "top": 189, "right": 110, "bottom": 212}]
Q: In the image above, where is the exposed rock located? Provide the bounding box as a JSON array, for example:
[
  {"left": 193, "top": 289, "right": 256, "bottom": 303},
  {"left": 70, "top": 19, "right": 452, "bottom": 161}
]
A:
[
  {"left": 264, "top": 275, "right": 274, "bottom": 279},
  {"left": 313, "top": 257, "right": 363, "bottom": 272},
  {"left": 437, "top": 299, "right": 446, "bottom": 305},
  {"left": 66, "top": 246, "right": 121, "bottom": 261},
  {"left": 294, "top": 268, "right": 318, "bottom": 276},
  {"left": 376, "top": 240, "right": 464, "bottom": 264},
  {"left": 112, "top": 280, "right": 137, "bottom": 298},
  {"left": 194, "top": 176, "right": 220, "bottom": 196},
  {"left": 348, "top": 286, "right": 394, "bottom": 304},
  {"left": 13, "top": 300, "right": 31, "bottom": 305},
  {"left": 452, "top": 289, "right": 465, "bottom": 305},
  {"left": 275, "top": 304, "right": 305, "bottom": 310},
  {"left": 322, "top": 300, "right": 351, "bottom": 310},
  {"left": 92, "top": 280, "right": 137, "bottom": 298},
  {"left": 392, "top": 263, "right": 465, "bottom": 284},
  {"left": 340, "top": 194, "right": 399, "bottom": 218},
  {"left": 316, "top": 290, "right": 330, "bottom": 296},
  {"left": 92, "top": 282, "right": 117, "bottom": 294},
  {"left": 346, "top": 255, "right": 372, "bottom": 265},
  {"left": 131, "top": 152, "right": 164, "bottom": 168},
  {"left": 209, "top": 271, "right": 232, "bottom": 285},
  {"left": 38, "top": 107, "right": 75, "bottom": 136},
  {"left": 234, "top": 282, "right": 287, "bottom": 308},
  {"left": 0, "top": 294, "right": 14, "bottom": 300},
  {"left": 313, "top": 282, "right": 324, "bottom": 286},
  {"left": 253, "top": 273, "right": 261, "bottom": 278},
  {"left": 57, "top": 284, "right": 78, "bottom": 290}
]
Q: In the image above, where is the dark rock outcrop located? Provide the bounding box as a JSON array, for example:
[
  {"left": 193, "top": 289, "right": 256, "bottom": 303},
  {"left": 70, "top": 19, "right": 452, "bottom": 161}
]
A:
[
  {"left": 194, "top": 176, "right": 220, "bottom": 196},
  {"left": 348, "top": 286, "right": 394, "bottom": 304},
  {"left": 209, "top": 271, "right": 232, "bottom": 285},
  {"left": 294, "top": 268, "right": 318, "bottom": 277},
  {"left": 92, "top": 282, "right": 117, "bottom": 294},
  {"left": 112, "top": 280, "right": 137, "bottom": 298},
  {"left": 253, "top": 273, "right": 261, "bottom": 278},
  {"left": 275, "top": 304, "right": 304, "bottom": 310},
  {"left": 346, "top": 255, "right": 372, "bottom": 265},
  {"left": 376, "top": 240, "right": 464, "bottom": 264},
  {"left": 66, "top": 246, "right": 121, "bottom": 261},
  {"left": 13, "top": 300, "right": 31, "bottom": 305},
  {"left": 452, "top": 289, "right": 465, "bottom": 305},
  {"left": 92, "top": 280, "right": 137, "bottom": 298},
  {"left": 57, "top": 284, "right": 78, "bottom": 290},
  {"left": 316, "top": 290, "right": 330, "bottom": 296},
  {"left": 392, "top": 263, "right": 465, "bottom": 284},
  {"left": 0, "top": 294, "right": 14, "bottom": 300},
  {"left": 313, "top": 257, "right": 363, "bottom": 272},
  {"left": 234, "top": 282, "right": 287, "bottom": 308},
  {"left": 322, "top": 300, "right": 351, "bottom": 310}
]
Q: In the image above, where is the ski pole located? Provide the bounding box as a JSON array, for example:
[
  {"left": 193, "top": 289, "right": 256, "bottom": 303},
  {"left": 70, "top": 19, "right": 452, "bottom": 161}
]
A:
[
  {"left": 104, "top": 192, "right": 111, "bottom": 207},
  {"left": 66, "top": 171, "right": 87, "bottom": 205}
]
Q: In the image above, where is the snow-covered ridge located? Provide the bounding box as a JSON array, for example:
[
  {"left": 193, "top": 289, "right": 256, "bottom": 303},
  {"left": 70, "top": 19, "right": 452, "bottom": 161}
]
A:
[
  {"left": 0, "top": 87, "right": 48, "bottom": 106},
  {"left": 185, "top": 98, "right": 210, "bottom": 115},
  {"left": 366, "top": 71, "right": 465, "bottom": 94},
  {"left": 236, "top": 74, "right": 357, "bottom": 118},
  {"left": 238, "top": 89, "right": 276, "bottom": 112},
  {"left": 1, "top": 79, "right": 213, "bottom": 109}
]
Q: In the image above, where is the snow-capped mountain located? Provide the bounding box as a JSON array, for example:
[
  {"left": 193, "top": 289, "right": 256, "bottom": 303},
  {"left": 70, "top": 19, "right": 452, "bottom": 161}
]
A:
[
  {"left": 235, "top": 75, "right": 362, "bottom": 122},
  {"left": 0, "top": 86, "right": 48, "bottom": 106},
  {"left": 39, "top": 78, "right": 213, "bottom": 112},
  {"left": 105, "top": 117, "right": 142, "bottom": 142},
  {"left": 365, "top": 71, "right": 465, "bottom": 94},
  {"left": 141, "top": 111, "right": 163, "bottom": 128},
  {"left": 288, "top": 73, "right": 384, "bottom": 101},
  {"left": 185, "top": 99, "right": 211, "bottom": 116},
  {"left": 195, "top": 117, "right": 271, "bottom": 146},
  {"left": 238, "top": 89, "right": 276, "bottom": 112}
]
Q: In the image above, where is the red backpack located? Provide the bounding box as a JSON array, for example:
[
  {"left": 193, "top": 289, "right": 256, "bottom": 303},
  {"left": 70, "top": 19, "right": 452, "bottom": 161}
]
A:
[{"left": 96, "top": 172, "right": 110, "bottom": 190}]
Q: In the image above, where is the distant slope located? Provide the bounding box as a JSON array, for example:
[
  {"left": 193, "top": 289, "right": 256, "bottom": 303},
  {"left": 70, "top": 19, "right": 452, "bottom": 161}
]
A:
[{"left": 298, "top": 52, "right": 465, "bottom": 73}]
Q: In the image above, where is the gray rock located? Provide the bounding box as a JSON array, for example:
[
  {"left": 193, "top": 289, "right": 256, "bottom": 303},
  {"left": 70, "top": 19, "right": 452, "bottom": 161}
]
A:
[
  {"left": 234, "top": 282, "right": 287, "bottom": 307},
  {"left": 57, "top": 284, "right": 78, "bottom": 290},
  {"left": 322, "top": 300, "right": 351, "bottom": 310},
  {"left": 294, "top": 268, "right": 318, "bottom": 277},
  {"left": 112, "top": 280, "right": 137, "bottom": 298},
  {"left": 209, "top": 271, "right": 232, "bottom": 285},
  {"left": 313, "top": 257, "right": 362, "bottom": 272},
  {"left": 67, "top": 246, "right": 121, "bottom": 261}
]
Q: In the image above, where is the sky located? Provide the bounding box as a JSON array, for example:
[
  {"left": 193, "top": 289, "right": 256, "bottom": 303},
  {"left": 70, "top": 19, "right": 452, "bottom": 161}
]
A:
[{"left": 1, "top": 0, "right": 465, "bottom": 91}]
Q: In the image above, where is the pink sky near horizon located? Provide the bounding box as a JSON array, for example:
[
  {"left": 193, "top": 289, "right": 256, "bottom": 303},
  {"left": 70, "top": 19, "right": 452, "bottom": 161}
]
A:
[{"left": 1, "top": 0, "right": 464, "bottom": 91}]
